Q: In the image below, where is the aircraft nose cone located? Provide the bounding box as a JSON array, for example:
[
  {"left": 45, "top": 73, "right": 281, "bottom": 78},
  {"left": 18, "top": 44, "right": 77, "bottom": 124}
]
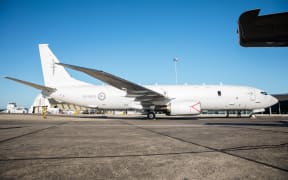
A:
[{"left": 270, "top": 96, "right": 278, "bottom": 106}]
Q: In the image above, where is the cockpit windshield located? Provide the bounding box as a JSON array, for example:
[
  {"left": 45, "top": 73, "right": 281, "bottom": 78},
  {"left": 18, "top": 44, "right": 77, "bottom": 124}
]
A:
[{"left": 260, "top": 91, "right": 268, "bottom": 95}]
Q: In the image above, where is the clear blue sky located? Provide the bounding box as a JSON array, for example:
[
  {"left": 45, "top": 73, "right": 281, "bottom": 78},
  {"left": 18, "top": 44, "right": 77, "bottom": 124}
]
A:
[{"left": 0, "top": 0, "right": 287, "bottom": 108}]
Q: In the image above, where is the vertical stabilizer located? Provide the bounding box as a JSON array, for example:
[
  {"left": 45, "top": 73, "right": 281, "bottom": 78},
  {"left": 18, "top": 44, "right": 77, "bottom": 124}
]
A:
[{"left": 39, "top": 44, "right": 84, "bottom": 87}]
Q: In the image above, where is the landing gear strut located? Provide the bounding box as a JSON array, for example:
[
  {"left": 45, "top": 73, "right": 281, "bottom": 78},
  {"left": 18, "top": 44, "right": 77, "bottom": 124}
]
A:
[
  {"left": 226, "top": 111, "right": 230, "bottom": 118},
  {"left": 147, "top": 112, "right": 156, "bottom": 119}
]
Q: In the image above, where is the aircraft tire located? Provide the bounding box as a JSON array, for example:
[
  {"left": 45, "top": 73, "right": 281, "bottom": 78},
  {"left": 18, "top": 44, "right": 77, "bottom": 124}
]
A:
[{"left": 147, "top": 112, "right": 156, "bottom": 119}]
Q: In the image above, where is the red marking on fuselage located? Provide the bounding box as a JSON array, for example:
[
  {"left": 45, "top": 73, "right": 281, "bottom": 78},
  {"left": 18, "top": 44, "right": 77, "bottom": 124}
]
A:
[{"left": 189, "top": 102, "right": 201, "bottom": 113}]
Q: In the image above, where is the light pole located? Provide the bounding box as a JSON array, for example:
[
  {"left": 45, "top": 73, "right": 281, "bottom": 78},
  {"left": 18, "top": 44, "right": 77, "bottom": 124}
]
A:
[{"left": 173, "top": 58, "right": 179, "bottom": 85}]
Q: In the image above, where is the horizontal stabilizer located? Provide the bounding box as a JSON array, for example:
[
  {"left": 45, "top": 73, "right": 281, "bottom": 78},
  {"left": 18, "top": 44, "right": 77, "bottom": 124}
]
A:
[{"left": 4, "top": 76, "right": 56, "bottom": 92}]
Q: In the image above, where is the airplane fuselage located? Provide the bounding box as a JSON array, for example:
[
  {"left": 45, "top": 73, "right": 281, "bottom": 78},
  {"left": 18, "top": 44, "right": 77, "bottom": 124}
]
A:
[{"left": 47, "top": 84, "right": 277, "bottom": 113}]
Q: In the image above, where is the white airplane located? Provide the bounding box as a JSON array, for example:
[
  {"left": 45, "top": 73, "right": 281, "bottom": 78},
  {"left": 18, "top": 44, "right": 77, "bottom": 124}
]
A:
[{"left": 4, "top": 44, "right": 278, "bottom": 119}]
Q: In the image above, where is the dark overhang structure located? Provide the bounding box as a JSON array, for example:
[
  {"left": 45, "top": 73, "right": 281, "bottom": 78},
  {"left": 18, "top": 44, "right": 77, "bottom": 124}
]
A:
[{"left": 238, "top": 9, "right": 288, "bottom": 47}]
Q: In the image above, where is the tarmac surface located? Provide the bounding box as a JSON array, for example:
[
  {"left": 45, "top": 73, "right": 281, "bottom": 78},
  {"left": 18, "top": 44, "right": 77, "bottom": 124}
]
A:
[{"left": 0, "top": 114, "right": 287, "bottom": 180}]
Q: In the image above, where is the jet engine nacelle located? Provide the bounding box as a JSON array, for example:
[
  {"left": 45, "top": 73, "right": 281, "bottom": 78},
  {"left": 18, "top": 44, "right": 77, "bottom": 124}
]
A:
[{"left": 168, "top": 100, "right": 201, "bottom": 115}]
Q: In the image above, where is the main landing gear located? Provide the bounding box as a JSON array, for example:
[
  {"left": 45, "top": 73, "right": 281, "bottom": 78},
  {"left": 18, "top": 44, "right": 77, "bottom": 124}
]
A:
[{"left": 147, "top": 112, "right": 156, "bottom": 119}]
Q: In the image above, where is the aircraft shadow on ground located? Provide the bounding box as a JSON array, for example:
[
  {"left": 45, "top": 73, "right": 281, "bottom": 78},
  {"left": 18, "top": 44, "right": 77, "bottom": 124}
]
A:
[
  {"left": 205, "top": 121, "right": 288, "bottom": 127},
  {"left": 78, "top": 115, "right": 199, "bottom": 120}
]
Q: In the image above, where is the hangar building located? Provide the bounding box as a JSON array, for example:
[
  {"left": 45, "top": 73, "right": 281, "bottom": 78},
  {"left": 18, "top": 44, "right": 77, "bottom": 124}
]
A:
[{"left": 266, "top": 94, "right": 288, "bottom": 114}]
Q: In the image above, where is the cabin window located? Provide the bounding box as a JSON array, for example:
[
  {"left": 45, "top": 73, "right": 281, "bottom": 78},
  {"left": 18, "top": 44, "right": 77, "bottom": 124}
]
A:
[{"left": 217, "top": 90, "right": 221, "bottom": 96}]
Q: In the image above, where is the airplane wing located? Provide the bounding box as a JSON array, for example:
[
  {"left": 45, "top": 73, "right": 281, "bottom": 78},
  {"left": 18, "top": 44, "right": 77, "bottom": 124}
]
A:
[
  {"left": 4, "top": 76, "right": 56, "bottom": 92},
  {"left": 57, "top": 63, "right": 170, "bottom": 109}
]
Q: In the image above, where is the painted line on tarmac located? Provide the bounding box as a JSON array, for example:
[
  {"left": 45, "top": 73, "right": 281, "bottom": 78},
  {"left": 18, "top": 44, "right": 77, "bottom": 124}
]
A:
[
  {"left": 0, "top": 150, "right": 215, "bottom": 162},
  {"left": 0, "top": 122, "right": 68, "bottom": 144}
]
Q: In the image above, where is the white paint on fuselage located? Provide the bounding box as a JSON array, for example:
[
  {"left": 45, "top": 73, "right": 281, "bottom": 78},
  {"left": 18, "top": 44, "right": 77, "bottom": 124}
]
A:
[
  {"left": 50, "top": 84, "right": 133, "bottom": 109},
  {"left": 49, "top": 83, "right": 277, "bottom": 111}
]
